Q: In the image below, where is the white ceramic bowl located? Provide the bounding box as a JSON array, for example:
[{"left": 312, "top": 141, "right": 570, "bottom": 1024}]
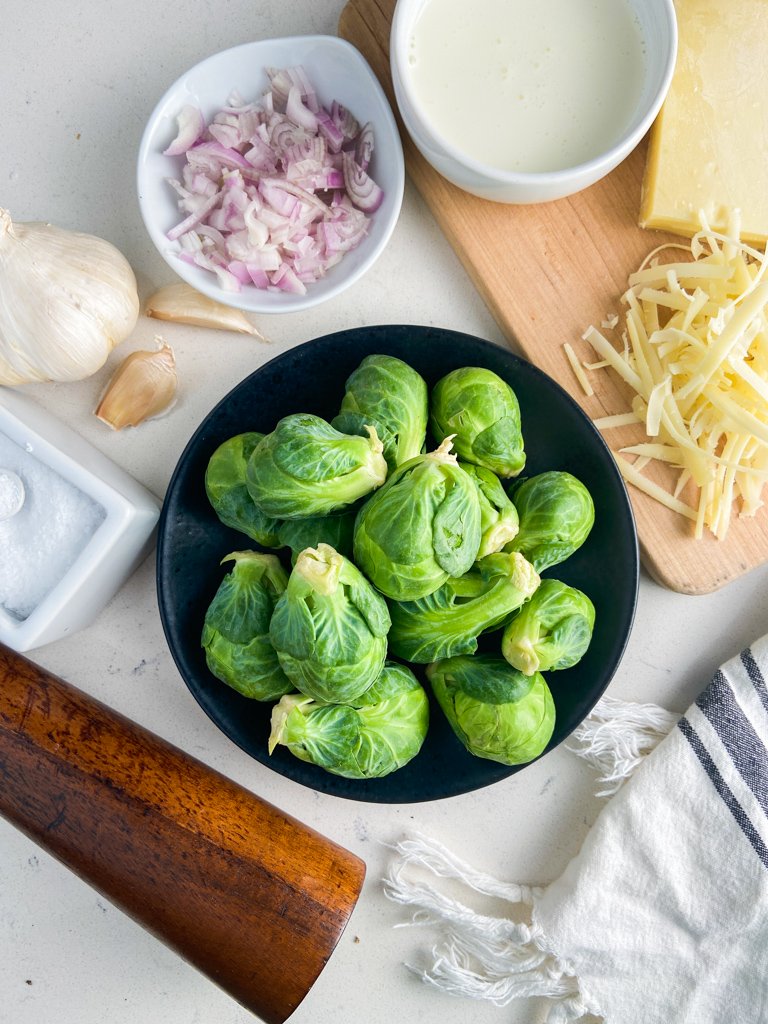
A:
[
  {"left": 138, "top": 36, "right": 404, "bottom": 313},
  {"left": 390, "top": 0, "right": 677, "bottom": 204}
]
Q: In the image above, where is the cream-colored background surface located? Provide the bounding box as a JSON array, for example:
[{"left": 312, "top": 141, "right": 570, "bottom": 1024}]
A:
[{"left": 2, "top": 3, "right": 766, "bottom": 1023}]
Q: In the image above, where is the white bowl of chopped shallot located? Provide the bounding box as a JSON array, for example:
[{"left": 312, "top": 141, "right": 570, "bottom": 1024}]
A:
[{"left": 137, "top": 36, "right": 404, "bottom": 313}]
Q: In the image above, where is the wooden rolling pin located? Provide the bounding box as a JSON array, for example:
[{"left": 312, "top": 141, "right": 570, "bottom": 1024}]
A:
[{"left": 0, "top": 643, "right": 366, "bottom": 1023}]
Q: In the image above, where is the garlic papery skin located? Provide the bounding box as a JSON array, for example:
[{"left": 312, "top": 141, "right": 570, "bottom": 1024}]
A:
[
  {"left": 0, "top": 208, "right": 140, "bottom": 385},
  {"left": 95, "top": 338, "right": 177, "bottom": 430},
  {"left": 144, "top": 282, "right": 267, "bottom": 338}
]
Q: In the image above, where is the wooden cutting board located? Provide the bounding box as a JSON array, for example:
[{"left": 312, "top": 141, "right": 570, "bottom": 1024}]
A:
[{"left": 339, "top": 0, "right": 768, "bottom": 595}]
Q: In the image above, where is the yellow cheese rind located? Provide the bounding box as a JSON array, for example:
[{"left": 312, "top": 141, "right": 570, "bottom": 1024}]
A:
[{"left": 639, "top": 0, "right": 768, "bottom": 245}]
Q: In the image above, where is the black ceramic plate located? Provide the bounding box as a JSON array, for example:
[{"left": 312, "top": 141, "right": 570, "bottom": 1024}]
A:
[{"left": 157, "top": 325, "right": 639, "bottom": 803}]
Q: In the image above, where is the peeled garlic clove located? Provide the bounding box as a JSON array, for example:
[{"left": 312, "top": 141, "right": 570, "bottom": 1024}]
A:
[
  {"left": 144, "top": 282, "right": 268, "bottom": 339},
  {"left": 95, "top": 339, "right": 177, "bottom": 430}
]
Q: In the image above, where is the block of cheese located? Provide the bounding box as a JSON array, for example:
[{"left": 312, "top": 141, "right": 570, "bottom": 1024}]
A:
[{"left": 639, "top": 0, "right": 768, "bottom": 244}]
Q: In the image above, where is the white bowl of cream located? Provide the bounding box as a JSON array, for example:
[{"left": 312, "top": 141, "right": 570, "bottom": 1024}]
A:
[{"left": 390, "top": 0, "right": 677, "bottom": 204}]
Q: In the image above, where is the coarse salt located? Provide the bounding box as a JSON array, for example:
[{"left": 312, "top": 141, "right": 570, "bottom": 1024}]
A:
[
  {"left": 0, "top": 469, "right": 25, "bottom": 521},
  {"left": 0, "top": 431, "right": 106, "bottom": 620}
]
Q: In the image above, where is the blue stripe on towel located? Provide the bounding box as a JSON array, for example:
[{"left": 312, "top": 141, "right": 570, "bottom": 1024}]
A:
[
  {"left": 677, "top": 716, "right": 768, "bottom": 870},
  {"left": 696, "top": 670, "right": 768, "bottom": 823},
  {"left": 741, "top": 648, "right": 768, "bottom": 717}
]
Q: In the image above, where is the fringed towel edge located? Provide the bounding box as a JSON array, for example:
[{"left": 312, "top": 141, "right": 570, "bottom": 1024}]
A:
[
  {"left": 384, "top": 696, "right": 680, "bottom": 1020},
  {"left": 383, "top": 832, "right": 602, "bottom": 1021},
  {"left": 566, "top": 694, "right": 680, "bottom": 796}
]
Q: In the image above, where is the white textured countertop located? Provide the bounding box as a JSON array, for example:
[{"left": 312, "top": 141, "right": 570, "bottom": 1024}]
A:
[{"left": 2, "top": 3, "right": 767, "bottom": 1023}]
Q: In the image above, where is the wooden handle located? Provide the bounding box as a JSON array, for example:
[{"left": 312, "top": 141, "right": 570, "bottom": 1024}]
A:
[{"left": 0, "top": 644, "right": 365, "bottom": 1023}]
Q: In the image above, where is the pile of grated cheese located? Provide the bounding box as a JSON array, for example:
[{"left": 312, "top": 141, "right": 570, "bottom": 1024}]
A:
[{"left": 571, "top": 213, "right": 768, "bottom": 540}]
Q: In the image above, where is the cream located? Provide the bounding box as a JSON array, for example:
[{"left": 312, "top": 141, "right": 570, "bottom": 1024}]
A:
[{"left": 407, "top": 0, "right": 646, "bottom": 174}]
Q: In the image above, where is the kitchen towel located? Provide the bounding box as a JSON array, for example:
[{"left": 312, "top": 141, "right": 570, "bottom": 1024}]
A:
[{"left": 385, "top": 635, "right": 768, "bottom": 1023}]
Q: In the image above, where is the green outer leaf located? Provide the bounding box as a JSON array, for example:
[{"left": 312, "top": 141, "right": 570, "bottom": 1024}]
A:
[
  {"left": 203, "top": 551, "right": 288, "bottom": 643},
  {"left": 246, "top": 413, "right": 387, "bottom": 519},
  {"left": 388, "top": 551, "right": 540, "bottom": 663},
  {"left": 269, "top": 662, "right": 429, "bottom": 778},
  {"left": 459, "top": 462, "right": 519, "bottom": 557},
  {"left": 201, "top": 551, "right": 291, "bottom": 700},
  {"left": 349, "top": 660, "right": 422, "bottom": 707},
  {"left": 391, "top": 552, "right": 540, "bottom": 663},
  {"left": 501, "top": 578, "right": 595, "bottom": 674},
  {"left": 268, "top": 544, "right": 390, "bottom": 703},
  {"left": 204, "top": 432, "right": 283, "bottom": 547},
  {"left": 430, "top": 367, "right": 526, "bottom": 478},
  {"left": 331, "top": 354, "right": 429, "bottom": 471},
  {"left": 353, "top": 447, "right": 481, "bottom": 601},
  {"left": 505, "top": 471, "right": 595, "bottom": 572},
  {"left": 203, "top": 630, "right": 290, "bottom": 701},
  {"left": 427, "top": 654, "right": 555, "bottom": 765},
  {"left": 432, "top": 467, "right": 482, "bottom": 576},
  {"left": 277, "top": 509, "right": 356, "bottom": 561}
]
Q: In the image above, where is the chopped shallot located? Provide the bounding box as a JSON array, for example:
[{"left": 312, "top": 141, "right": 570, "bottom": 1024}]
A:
[{"left": 162, "top": 67, "right": 384, "bottom": 296}]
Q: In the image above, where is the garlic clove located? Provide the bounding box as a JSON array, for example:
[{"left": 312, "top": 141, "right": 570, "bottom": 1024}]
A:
[
  {"left": 95, "top": 338, "right": 177, "bottom": 430},
  {"left": 144, "top": 282, "right": 268, "bottom": 339}
]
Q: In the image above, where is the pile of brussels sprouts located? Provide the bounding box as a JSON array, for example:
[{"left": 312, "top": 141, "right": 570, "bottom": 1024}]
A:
[{"left": 201, "top": 354, "right": 597, "bottom": 780}]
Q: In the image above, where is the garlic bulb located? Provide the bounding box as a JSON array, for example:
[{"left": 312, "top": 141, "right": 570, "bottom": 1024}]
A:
[
  {"left": 0, "top": 208, "right": 140, "bottom": 385},
  {"left": 95, "top": 338, "right": 177, "bottom": 430},
  {"left": 145, "top": 282, "right": 267, "bottom": 338}
]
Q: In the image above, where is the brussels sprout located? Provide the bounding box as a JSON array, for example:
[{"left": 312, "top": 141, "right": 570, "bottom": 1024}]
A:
[
  {"left": 268, "top": 662, "right": 429, "bottom": 779},
  {"left": 460, "top": 461, "right": 520, "bottom": 557},
  {"left": 353, "top": 439, "right": 482, "bottom": 601},
  {"left": 501, "top": 578, "right": 595, "bottom": 675},
  {"left": 427, "top": 654, "right": 555, "bottom": 765},
  {"left": 205, "top": 432, "right": 282, "bottom": 547},
  {"left": 388, "top": 551, "right": 540, "bottom": 663},
  {"left": 246, "top": 413, "right": 388, "bottom": 520},
  {"left": 268, "top": 543, "right": 390, "bottom": 703},
  {"left": 505, "top": 471, "right": 595, "bottom": 572},
  {"left": 331, "top": 354, "right": 429, "bottom": 472},
  {"left": 430, "top": 367, "right": 525, "bottom": 478},
  {"left": 201, "top": 550, "right": 292, "bottom": 700},
  {"left": 277, "top": 509, "right": 356, "bottom": 562}
]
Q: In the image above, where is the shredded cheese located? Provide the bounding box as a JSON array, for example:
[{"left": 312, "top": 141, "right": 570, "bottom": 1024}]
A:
[
  {"left": 579, "top": 217, "right": 768, "bottom": 539},
  {"left": 563, "top": 341, "right": 594, "bottom": 396}
]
